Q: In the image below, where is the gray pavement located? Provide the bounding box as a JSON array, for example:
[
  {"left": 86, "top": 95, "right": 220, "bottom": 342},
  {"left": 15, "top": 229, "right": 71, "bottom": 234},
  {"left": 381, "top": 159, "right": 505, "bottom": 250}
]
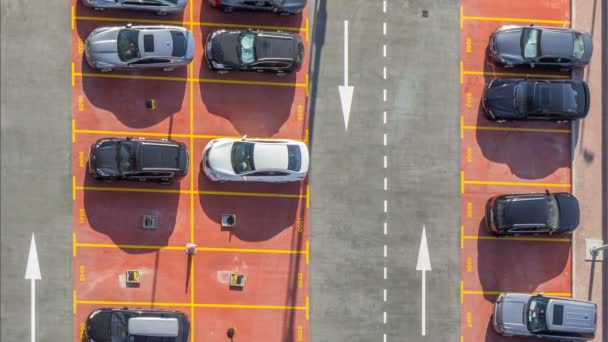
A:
[
  {"left": 1, "top": 0, "right": 72, "bottom": 340},
  {"left": 309, "top": 0, "right": 461, "bottom": 340}
]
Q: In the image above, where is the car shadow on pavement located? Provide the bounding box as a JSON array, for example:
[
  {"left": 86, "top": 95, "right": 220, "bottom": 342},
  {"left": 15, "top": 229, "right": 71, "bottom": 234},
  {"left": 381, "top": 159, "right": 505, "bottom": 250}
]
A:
[
  {"left": 476, "top": 217, "right": 571, "bottom": 303},
  {"left": 83, "top": 169, "right": 181, "bottom": 253},
  {"left": 199, "top": 1, "right": 303, "bottom": 30},
  {"left": 197, "top": 172, "right": 302, "bottom": 242},
  {"left": 475, "top": 51, "right": 570, "bottom": 180},
  {"left": 74, "top": 0, "right": 187, "bottom": 23}
]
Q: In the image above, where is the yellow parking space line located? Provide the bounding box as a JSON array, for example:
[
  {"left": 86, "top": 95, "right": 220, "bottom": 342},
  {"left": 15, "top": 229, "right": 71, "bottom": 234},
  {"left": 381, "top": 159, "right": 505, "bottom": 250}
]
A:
[
  {"left": 462, "top": 15, "right": 570, "bottom": 26},
  {"left": 199, "top": 246, "right": 307, "bottom": 255},
  {"left": 72, "top": 176, "right": 76, "bottom": 200},
  {"left": 305, "top": 240, "right": 309, "bottom": 265},
  {"left": 459, "top": 6, "right": 464, "bottom": 30},
  {"left": 460, "top": 171, "right": 464, "bottom": 194},
  {"left": 75, "top": 241, "right": 307, "bottom": 255},
  {"left": 76, "top": 299, "right": 192, "bottom": 307},
  {"left": 460, "top": 115, "right": 464, "bottom": 139},
  {"left": 463, "top": 290, "right": 572, "bottom": 297},
  {"left": 306, "top": 185, "right": 310, "bottom": 209},
  {"left": 77, "top": 185, "right": 306, "bottom": 199},
  {"left": 463, "top": 179, "right": 571, "bottom": 188},
  {"left": 463, "top": 235, "right": 572, "bottom": 243},
  {"left": 194, "top": 303, "right": 306, "bottom": 310},
  {"left": 73, "top": 290, "right": 77, "bottom": 315},
  {"left": 73, "top": 233, "right": 77, "bottom": 257},
  {"left": 193, "top": 77, "right": 307, "bottom": 88},
  {"left": 460, "top": 225, "right": 464, "bottom": 249},
  {"left": 76, "top": 185, "right": 183, "bottom": 194},
  {"left": 74, "top": 15, "right": 185, "bottom": 25},
  {"left": 305, "top": 18, "right": 309, "bottom": 42},
  {"left": 305, "top": 73, "right": 309, "bottom": 96},
  {"left": 73, "top": 15, "right": 306, "bottom": 32},
  {"left": 460, "top": 280, "right": 464, "bottom": 304},
  {"left": 76, "top": 242, "right": 186, "bottom": 250},
  {"left": 75, "top": 299, "right": 306, "bottom": 310},
  {"left": 76, "top": 72, "right": 187, "bottom": 82},
  {"left": 71, "top": 62, "right": 75, "bottom": 87},
  {"left": 463, "top": 125, "right": 571, "bottom": 134},
  {"left": 306, "top": 296, "right": 310, "bottom": 320},
  {"left": 72, "top": 120, "right": 76, "bottom": 143},
  {"left": 196, "top": 190, "right": 306, "bottom": 199},
  {"left": 459, "top": 61, "right": 464, "bottom": 84},
  {"left": 71, "top": 6, "right": 75, "bottom": 30},
  {"left": 463, "top": 70, "right": 569, "bottom": 79}
]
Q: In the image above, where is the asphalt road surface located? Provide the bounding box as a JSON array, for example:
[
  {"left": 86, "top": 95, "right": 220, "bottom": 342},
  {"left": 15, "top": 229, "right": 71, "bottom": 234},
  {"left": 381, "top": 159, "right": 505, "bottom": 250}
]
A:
[{"left": 309, "top": 0, "right": 461, "bottom": 341}]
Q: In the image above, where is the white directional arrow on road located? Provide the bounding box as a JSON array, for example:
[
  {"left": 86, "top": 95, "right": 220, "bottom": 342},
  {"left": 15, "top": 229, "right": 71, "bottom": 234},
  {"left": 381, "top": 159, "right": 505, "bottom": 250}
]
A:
[
  {"left": 25, "top": 233, "right": 41, "bottom": 342},
  {"left": 338, "top": 20, "right": 354, "bottom": 131},
  {"left": 416, "top": 225, "right": 431, "bottom": 336}
]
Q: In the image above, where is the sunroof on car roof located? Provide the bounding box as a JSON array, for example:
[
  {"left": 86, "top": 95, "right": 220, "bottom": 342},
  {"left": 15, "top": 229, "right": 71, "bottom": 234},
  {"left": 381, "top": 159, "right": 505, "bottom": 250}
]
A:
[{"left": 143, "top": 34, "right": 155, "bottom": 53}]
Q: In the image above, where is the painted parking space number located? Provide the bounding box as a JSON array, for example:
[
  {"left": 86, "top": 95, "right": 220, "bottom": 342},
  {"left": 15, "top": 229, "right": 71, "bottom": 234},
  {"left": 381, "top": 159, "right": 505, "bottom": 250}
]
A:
[
  {"left": 466, "top": 312, "right": 473, "bottom": 327},
  {"left": 79, "top": 208, "right": 86, "bottom": 224},
  {"left": 296, "top": 218, "right": 304, "bottom": 233},
  {"left": 466, "top": 256, "right": 473, "bottom": 272},
  {"left": 465, "top": 91, "right": 473, "bottom": 108},
  {"left": 79, "top": 265, "right": 86, "bottom": 282},
  {"left": 465, "top": 37, "right": 472, "bottom": 53},
  {"left": 297, "top": 326, "right": 303, "bottom": 341}
]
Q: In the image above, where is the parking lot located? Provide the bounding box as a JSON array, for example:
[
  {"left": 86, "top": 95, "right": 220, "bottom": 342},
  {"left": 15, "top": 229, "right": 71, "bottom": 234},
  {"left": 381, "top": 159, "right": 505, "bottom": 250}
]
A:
[
  {"left": 459, "top": 0, "right": 576, "bottom": 340},
  {"left": 71, "top": 2, "right": 310, "bottom": 341}
]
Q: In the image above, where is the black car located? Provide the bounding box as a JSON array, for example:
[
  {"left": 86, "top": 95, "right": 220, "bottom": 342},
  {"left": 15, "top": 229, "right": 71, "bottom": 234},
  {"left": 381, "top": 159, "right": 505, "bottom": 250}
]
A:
[
  {"left": 485, "top": 192, "right": 580, "bottom": 236},
  {"left": 208, "top": 0, "right": 306, "bottom": 15},
  {"left": 482, "top": 79, "right": 590, "bottom": 121},
  {"left": 489, "top": 24, "right": 593, "bottom": 69},
  {"left": 86, "top": 307, "right": 190, "bottom": 342},
  {"left": 205, "top": 29, "right": 304, "bottom": 75},
  {"left": 89, "top": 137, "right": 189, "bottom": 183}
]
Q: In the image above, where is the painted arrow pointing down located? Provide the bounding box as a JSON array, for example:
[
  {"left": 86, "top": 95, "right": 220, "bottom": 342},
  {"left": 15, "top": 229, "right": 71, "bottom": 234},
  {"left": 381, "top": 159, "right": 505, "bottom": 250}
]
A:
[
  {"left": 25, "top": 233, "right": 41, "bottom": 342},
  {"left": 416, "top": 225, "right": 432, "bottom": 336},
  {"left": 338, "top": 20, "right": 354, "bottom": 131}
]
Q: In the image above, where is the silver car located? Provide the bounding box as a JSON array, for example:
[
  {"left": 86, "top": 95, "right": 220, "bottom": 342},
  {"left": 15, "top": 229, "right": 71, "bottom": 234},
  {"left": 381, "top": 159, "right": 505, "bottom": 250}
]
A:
[
  {"left": 81, "top": 0, "right": 187, "bottom": 15},
  {"left": 85, "top": 24, "right": 195, "bottom": 72},
  {"left": 493, "top": 293, "right": 596, "bottom": 341},
  {"left": 202, "top": 136, "right": 309, "bottom": 183}
]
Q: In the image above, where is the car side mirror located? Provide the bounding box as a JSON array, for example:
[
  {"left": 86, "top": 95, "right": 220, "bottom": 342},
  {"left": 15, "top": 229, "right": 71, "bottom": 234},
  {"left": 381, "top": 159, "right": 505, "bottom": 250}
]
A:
[
  {"left": 242, "top": 135, "right": 247, "bottom": 141},
  {"left": 126, "top": 136, "right": 133, "bottom": 141},
  {"left": 530, "top": 62, "right": 535, "bottom": 68},
  {"left": 538, "top": 292, "right": 544, "bottom": 297},
  {"left": 126, "top": 23, "right": 133, "bottom": 28},
  {"left": 530, "top": 22, "right": 535, "bottom": 27},
  {"left": 545, "top": 189, "right": 550, "bottom": 195}
]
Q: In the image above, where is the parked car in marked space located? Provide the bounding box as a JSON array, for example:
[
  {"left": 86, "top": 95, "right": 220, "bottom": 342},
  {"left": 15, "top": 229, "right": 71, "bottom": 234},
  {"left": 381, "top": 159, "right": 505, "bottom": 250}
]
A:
[
  {"left": 205, "top": 29, "right": 304, "bottom": 75},
  {"left": 86, "top": 307, "right": 190, "bottom": 342},
  {"left": 493, "top": 293, "right": 596, "bottom": 341},
  {"left": 81, "top": 0, "right": 187, "bottom": 15},
  {"left": 482, "top": 79, "right": 590, "bottom": 122},
  {"left": 202, "top": 136, "right": 309, "bottom": 182},
  {"left": 208, "top": 0, "right": 306, "bottom": 15},
  {"left": 489, "top": 24, "right": 593, "bottom": 69},
  {"left": 485, "top": 192, "right": 580, "bottom": 236},
  {"left": 89, "top": 137, "right": 189, "bottom": 183},
  {"left": 85, "top": 24, "right": 194, "bottom": 72}
]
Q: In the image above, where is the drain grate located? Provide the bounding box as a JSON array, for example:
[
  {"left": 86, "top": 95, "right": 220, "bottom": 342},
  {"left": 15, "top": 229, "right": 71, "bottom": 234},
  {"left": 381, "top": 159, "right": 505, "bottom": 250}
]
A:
[
  {"left": 221, "top": 214, "right": 236, "bottom": 228},
  {"left": 142, "top": 215, "right": 158, "bottom": 229},
  {"left": 422, "top": 10, "right": 429, "bottom": 18}
]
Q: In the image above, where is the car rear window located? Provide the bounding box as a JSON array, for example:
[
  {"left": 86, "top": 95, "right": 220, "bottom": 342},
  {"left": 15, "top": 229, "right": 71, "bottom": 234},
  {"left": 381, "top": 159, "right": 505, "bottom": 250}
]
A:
[
  {"left": 287, "top": 145, "right": 301, "bottom": 171},
  {"left": 572, "top": 32, "right": 584, "bottom": 59},
  {"left": 170, "top": 31, "right": 187, "bottom": 57}
]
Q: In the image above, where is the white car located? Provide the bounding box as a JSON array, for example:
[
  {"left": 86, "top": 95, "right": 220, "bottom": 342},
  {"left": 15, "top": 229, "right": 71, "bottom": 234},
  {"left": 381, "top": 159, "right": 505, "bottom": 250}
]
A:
[{"left": 202, "top": 137, "right": 309, "bottom": 183}]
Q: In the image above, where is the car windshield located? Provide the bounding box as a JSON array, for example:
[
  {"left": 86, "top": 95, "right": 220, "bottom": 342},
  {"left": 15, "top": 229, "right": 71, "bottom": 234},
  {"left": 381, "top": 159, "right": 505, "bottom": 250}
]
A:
[
  {"left": 527, "top": 296, "right": 549, "bottom": 333},
  {"left": 514, "top": 82, "right": 534, "bottom": 114},
  {"left": 494, "top": 199, "right": 506, "bottom": 229},
  {"left": 547, "top": 196, "right": 559, "bottom": 229},
  {"left": 572, "top": 32, "right": 585, "bottom": 59},
  {"left": 238, "top": 33, "right": 256, "bottom": 64},
  {"left": 521, "top": 28, "right": 540, "bottom": 59},
  {"left": 231, "top": 142, "right": 255, "bottom": 174},
  {"left": 561, "top": 83, "right": 581, "bottom": 114},
  {"left": 111, "top": 312, "right": 129, "bottom": 342},
  {"left": 117, "top": 141, "right": 137, "bottom": 173},
  {"left": 117, "top": 29, "right": 140, "bottom": 62},
  {"left": 287, "top": 145, "right": 301, "bottom": 171}
]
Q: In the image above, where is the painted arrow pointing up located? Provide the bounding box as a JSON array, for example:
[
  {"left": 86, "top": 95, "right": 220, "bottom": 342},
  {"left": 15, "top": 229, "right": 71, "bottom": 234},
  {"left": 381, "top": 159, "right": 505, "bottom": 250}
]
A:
[
  {"left": 338, "top": 20, "right": 354, "bottom": 131},
  {"left": 25, "top": 233, "right": 41, "bottom": 342},
  {"left": 416, "top": 225, "right": 431, "bottom": 336}
]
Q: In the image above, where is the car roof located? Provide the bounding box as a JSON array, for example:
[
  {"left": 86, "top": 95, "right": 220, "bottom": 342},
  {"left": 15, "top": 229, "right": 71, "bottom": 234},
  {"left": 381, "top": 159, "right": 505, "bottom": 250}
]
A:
[
  {"left": 137, "top": 27, "right": 187, "bottom": 58},
  {"left": 538, "top": 28, "right": 574, "bottom": 58},
  {"left": 497, "top": 194, "right": 550, "bottom": 227},
  {"left": 128, "top": 317, "right": 179, "bottom": 337},
  {"left": 253, "top": 143, "right": 289, "bottom": 170},
  {"left": 139, "top": 141, "right": 183, "bottom": 171},
  {"left": 546, "top": 298, "right": 596, "bottom": 334},
  {"left": 255, "top": 33, "right": 300, "bottom": 62}
]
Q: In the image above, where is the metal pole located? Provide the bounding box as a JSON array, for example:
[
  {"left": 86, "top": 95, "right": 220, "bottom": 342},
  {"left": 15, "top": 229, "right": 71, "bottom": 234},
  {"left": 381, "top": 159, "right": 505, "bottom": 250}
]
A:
[{"left": 590, "top": 243, "right": 608, "bottom": 255}]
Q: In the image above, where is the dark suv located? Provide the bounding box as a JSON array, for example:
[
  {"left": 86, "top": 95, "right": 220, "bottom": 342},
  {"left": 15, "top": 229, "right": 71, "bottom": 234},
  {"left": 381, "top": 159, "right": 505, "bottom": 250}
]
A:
[
  {"left": 205, "top": 29, "right": 304, "bottom": 75},
  {"left": 89, "top": 137, "right": 189, "bottom": 183},
  {"left": 86, "top": 307, "right": 190, "bottom": 342},
  {"left": 485, "top": 192, "right": 580, "bottom": 236}
]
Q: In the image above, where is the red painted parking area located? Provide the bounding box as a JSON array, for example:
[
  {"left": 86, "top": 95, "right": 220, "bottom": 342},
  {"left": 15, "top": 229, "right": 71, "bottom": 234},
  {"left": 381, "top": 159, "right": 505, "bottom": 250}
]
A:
[
  {"left": 459, "top": 0, "right": 573, "bottom": 340},
  {"left": 71, "top": 0, "right": 310, "bottom": 340}
]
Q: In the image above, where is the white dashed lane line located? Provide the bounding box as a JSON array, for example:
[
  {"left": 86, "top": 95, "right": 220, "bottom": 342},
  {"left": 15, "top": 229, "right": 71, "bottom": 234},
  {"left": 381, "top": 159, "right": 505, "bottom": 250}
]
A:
[
  {"left": 384, "top": 222, "right": 387, "bottom": 235},
  {"left": 383, "top": 111, "right": 386, "bottom": 124},
  {"left": 384, "top": 177, "right": 387, "bottom": 190},
  {"left": 384, "top": 267, "right": 387, "bottom": 279},
  {"left": 383, "top": 44, "right": 386, "bottom": 57},
  {"left": 384, "top": 155, "right": 387, "bottom": 168}
]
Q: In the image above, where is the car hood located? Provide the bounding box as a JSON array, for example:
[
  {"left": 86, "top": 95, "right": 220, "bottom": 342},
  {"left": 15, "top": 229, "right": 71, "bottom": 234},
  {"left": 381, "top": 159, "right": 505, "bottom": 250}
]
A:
[
  {"left": 207, "top": 140, "right": 236, "bottom": 175},
  {"left": 494, "top": 29, "right": 523, "bottom": 62},
  {"left": 86, "top": 310, "right": 113, "bottom": 342},
  {"left": 209, "top": 31, "right": 241, "bottom": 66},
  {"left": 280, "top": 0, "right": 307, "bottom": 12},
  {"left": 86, "top": 28, "right": 121, "bottom": 66},
  {"left": 499, "top": 293, "right": 533, "bottom": 336},
  {"left": 555, "top": 194, "right": 580, "bottom": 232},
  {"left": 91, "top": 141, "right": 119, "bottom": 172},
  {"left": 485, "top": 83, "right": 519, "bottom": 119}
]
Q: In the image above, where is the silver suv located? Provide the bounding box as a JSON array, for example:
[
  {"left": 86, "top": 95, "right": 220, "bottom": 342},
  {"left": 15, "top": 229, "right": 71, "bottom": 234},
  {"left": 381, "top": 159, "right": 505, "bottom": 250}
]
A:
[{"left": 493, "top": 293, "right": 596, "bottom": 341}]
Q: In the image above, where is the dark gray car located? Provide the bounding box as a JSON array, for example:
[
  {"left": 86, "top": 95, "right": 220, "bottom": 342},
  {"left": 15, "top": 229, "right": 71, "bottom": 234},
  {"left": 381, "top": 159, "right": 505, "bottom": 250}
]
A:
[
  {"left": 482, "top": 79, "right": 590, "bottom": 122},
  {"left": 489, "top": 24, "right": 593, "bottom": 69},
  {"left": 85, "top": 24, "right": 195, "bottom": 72},
  {"left": 208, "top": 0, "right": 306, "bottom": 15},
  {"left": 81, "top": 0, "right": 187, "bottom": 15},
  {"left": 493, "top": 293, "right": 596, "bottom": 341}
]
